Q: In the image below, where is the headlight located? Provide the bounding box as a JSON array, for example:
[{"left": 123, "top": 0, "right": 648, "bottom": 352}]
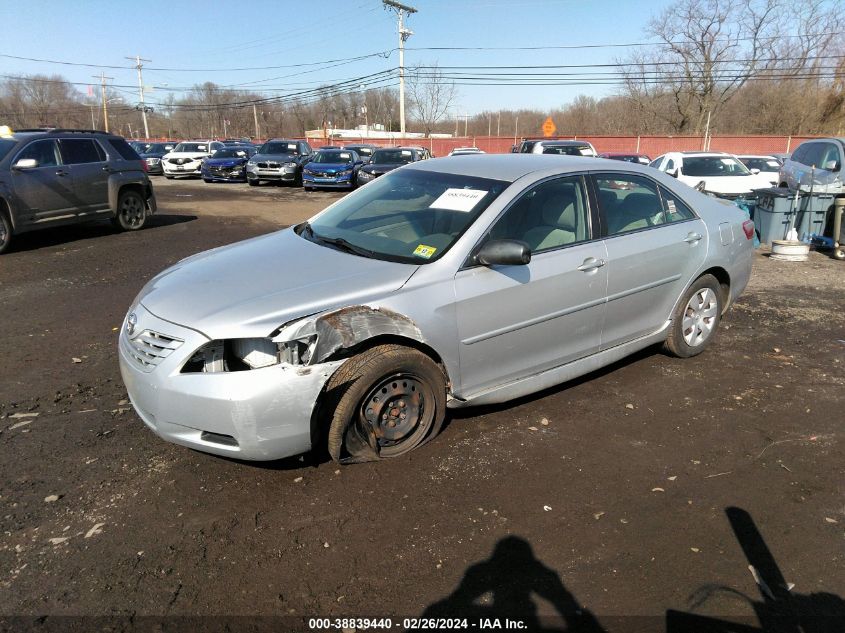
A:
[
  {"left": 358, "top": 170, "right": 373, "bottom": 180},
  {"left": 303, "top": 169, "right": 313, "bottom": 175},
  {"left": 147, "top": 158, "right": 160, "bottom": 164},
  {"left": 283, "top": 161, "right": 296, "bottom": 168},
  {"left": 183, "top": 338, "right": 280, "bottom": 373}
]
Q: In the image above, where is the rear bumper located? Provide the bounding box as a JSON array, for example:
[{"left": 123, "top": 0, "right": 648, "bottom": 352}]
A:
[{"left": 117, "top": 304, "right": 345, "bottom": 461}]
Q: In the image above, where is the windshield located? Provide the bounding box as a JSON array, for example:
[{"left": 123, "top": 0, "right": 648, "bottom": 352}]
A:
[
  {"left": 348, "top": 146, "right": 373, "bottom": 156},
  {"left": 739, "top": 157, "right": 780, "bottom": 172},
  {"left": 683, "top": 156, "right": 751, "bottom": 177},
  {"left": 259, "top": 142, "right": 298, "bottom": 155},
  {"left": 542, "top": 144, "right": 593, "bottom": 156},
  {"left": 145, "top": 143, "right": 171, "bottom": 153},
  {"left": 212, "top": 148, "right": 250, "bottom": 159},
  {"left": 303, "top": 168, "right": 508, "bottom": 264},
  {"left": 174, "top": 142, "right": 208, "bottom": 153},
  {"left": 0, "top": 139, "right": 17, "bottom": 161},
  {"left": 311, "top": 150, "right": 355, "bottom": 164},
  {"left": 371, "top": 149, "right": 415, "bottom": 165}
]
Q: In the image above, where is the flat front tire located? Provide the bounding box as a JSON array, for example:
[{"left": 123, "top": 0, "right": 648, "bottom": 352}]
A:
[
  {"left": 664, "top": 274, "right": 723, "bottom": 358},
  {"left": 324, "top": 344, "right": 446, "bottom": 463},
  {"left": 112, "top": 190, "right": 147, "bottom": 231}
]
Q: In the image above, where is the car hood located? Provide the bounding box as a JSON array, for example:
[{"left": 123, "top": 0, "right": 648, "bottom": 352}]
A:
[
  {"left": 205, "top": 157, "right": 247, "bottom": 167},
  {"left": 678, "top": 173, "right": 773, "bottom": 194},
  {"left": 164, "top": 152, "right": 208, "bottom": 160},
  {"left": 362, "top": 162, "right": 407, "bottom": 174},
  {"left": 138, "top": 228, "right": 419, "bottom": 340},
  {"left": 140, "top": 152, "right": 166, "bottom": 159},
  {"left": 251, "top": 153, "right": 298, "bottom": 162},
  {"left": 305, "top": 162, "right": 354, "bottom": 172}
]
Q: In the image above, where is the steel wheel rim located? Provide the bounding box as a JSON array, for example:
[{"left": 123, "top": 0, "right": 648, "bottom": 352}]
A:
[
  {"left": 360, "top": 372, "right": 432, "bottom": 449},
  {"left": 682, "top": 287, "right": 718, "bottom": 347},
  {"left": 120, "top": 196, "right": 144, "bottom": 228}
]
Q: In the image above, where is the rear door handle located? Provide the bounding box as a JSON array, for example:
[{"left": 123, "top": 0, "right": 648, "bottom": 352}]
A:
[
  {"left": 577, "top": 257, "right": 607, "bottom": 272},
  {"left": 684, "top": 232, "right": 703, "bottom": 243},
  {"left": 55, "top": 170, "right": 69, "bottom": 177}
]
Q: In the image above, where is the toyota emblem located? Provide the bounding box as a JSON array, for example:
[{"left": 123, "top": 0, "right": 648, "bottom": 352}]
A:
[{"left": 126, "top": 312, "right": 137, "bottom": 336}]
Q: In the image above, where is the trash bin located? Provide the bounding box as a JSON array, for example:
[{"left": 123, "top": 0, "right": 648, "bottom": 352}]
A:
[
  {"left": 796, "top": 192, "right": 833, "bottom": 240},
  {"left": 753, "top": 188, "right": 832, "bottom": 243},
  {"left": 754, "top": 187, "right": 795, "bottom": 244}
]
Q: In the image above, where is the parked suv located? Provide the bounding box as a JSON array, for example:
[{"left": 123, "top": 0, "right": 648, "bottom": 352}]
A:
[
  {"left": 0, "top": 127, "right": 157, "bottom": 254},
  {"left": 246, "top": 139, "right": 313, "bottom": 186},
  {"left": 779, "top": 138, "right": 844, "bottom": 193}
]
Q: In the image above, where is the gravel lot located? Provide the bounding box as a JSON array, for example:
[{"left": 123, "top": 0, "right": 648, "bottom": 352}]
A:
[{"left": 1, "top": 177, "right": 843, "bottom": 631}]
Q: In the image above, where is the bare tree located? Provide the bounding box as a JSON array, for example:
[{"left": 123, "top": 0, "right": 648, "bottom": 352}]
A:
[
  {"left": 622, "top": 0, "right": 843, "bottom": 134},
  {"left": 407, "top": 63, "right": 458, "bottom": 136}
]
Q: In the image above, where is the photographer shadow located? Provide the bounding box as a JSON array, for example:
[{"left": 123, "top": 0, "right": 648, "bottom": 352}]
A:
[{"left": 421, "top": 536, "right": 606, "bottom": 633}]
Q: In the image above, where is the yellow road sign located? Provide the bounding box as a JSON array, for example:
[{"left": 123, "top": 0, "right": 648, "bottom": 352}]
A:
[{"left": 542, "top": 117, "right": 556, "bottom": 137}]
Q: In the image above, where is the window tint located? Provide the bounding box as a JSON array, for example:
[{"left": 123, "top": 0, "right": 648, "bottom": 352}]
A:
[
  {"left": 59, "top": 139, "right": 105, "bottom": 164},
  {"left": 595, "top": 174, "right": 665, "bottom": 236},
  {"left": 665, "top": 159, "right": 675, "bottom": 171},
  {"left": 108, "top": 138, "right": 141, "bottom": 160},
  {"left": 487, "top": 176, "right": 590, "bottom": 252},
  {"left": 659, "top": 186, "right": 696, "bottom": 222},
  {"left": 17, "top": 140, "right": 59, "bottom": 167},
  {"left": 798, "top": 143, "right": 823, "bottom": 168}
]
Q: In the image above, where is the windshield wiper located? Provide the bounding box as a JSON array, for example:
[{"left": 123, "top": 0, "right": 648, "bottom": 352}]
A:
[{"left": 305, "top": 227, "right": 377, "bottom": 259}]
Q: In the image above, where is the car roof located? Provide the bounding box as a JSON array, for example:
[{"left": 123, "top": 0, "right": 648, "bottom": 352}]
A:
[
  {"left": 675, "top": 151, "right": 730, "bottom": 156},
  {"left": 405, "top": 153, "right": 642, "bottom": 182}
]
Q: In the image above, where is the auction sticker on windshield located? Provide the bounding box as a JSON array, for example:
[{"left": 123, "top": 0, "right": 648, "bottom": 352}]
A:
[
  {"left": 430, "top": 188, "right": 488, "bottom": 212},
  {"left": 413, "top": 244, "right": 437, "bottom": 259}
]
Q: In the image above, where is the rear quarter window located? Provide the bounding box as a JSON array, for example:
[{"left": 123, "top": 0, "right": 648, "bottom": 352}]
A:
[
  {"left": 108, "top": 138, "right": 141, "bottom": 161},
  {"left": 59, "top": 139, "right": 106, "bottom": 164}
]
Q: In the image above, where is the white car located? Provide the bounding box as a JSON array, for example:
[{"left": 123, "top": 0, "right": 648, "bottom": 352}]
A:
[
  {"left": 162, "top": 141, "right": 225, "bottom": 179},
  {"left": 649, "top": 152, "right": 773, "bottom": 197},
  {"left": 737, "top": 155, "right": 781, "bottom": 186},
  {"left": 448, "top": 147, "right": 485, "bottom": 156}
]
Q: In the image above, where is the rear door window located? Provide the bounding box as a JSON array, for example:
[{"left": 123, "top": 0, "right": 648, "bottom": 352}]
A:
[
  {"left": 594, "top": 173, "right": 666, "bottom": 236},
  {"left": 59, "top": 139, "right": 106, "bottom": 164}
]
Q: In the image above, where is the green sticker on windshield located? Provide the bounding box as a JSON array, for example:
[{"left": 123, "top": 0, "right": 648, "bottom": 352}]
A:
[{"left": 413, "top": 244, "right": 437, "bottom": 259}]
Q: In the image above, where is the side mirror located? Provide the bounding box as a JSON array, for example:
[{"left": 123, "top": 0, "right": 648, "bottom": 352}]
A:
[
  {"left": 823, "top": 159, "right": 840, "bottom": 172},
  {"left": 667, "top": 167, "right": 679, "bottom": 178},
  {"left": 476, "top": 239, "right": 531, "bottom": 266},
  {"left": 750, "top": 168, "right": 760, "bottom": 175},
  {"left": 13, "top": 158, "right": 38, "bottom": 170}
]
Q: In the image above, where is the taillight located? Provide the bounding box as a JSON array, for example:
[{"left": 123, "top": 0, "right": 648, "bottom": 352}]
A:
[
  {"left": 140, "top": 160, "right": 148, "bottom": 173},
  {"left": 742, "top": 219, "right": 755, "bottom": 240}
]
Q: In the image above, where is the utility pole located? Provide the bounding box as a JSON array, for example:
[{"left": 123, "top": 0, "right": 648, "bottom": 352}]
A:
[
  {"left": 126, "top": 55, "right": 151, "bottom": 139},
  {"left": 253, "top": 104, "right": 260, "bottom": 140},
  {"left": 93, "top": 72, "right": 113, "bottom": 133},
  {"left": 383, "top": 0, "right": 417, "bottom": 138}
]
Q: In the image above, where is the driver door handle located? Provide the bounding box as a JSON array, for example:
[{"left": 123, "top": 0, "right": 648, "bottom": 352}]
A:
[
  {"left": 55, "top": 169, "right": 69, "bottom": 177},
  {"left": 684, "top": 232, "right": 703, "bottom": 243},
  {"left": 577, "top": 257, "right": 607, "bottom": 272}
]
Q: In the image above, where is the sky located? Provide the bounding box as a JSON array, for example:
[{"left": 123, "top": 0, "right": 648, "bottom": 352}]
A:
[{"left": 0, "top": 0, "right": 676, "bottom": 120}]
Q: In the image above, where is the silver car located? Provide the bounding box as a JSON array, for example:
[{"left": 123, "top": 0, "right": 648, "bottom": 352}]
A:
[{"left": 119, "top": 155, "right": 754, "bottom": 463}]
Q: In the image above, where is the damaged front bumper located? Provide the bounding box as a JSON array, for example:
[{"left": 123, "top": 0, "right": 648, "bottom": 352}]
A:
[{"left": 118, "top": 304, "right": 345, "bottom": 461}]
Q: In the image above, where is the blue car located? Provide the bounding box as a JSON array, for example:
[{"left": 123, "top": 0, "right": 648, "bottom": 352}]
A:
[
  {"left": 302, "top": 149, "right": 362, "bottom": 191},
  {"left": 201, "top": 146, "right": 256, "bottom": 183}
]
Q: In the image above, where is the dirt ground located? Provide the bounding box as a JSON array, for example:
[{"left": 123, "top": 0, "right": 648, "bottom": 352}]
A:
[{"left": 1, "top": 177, "right": 843, "bottom": 632}]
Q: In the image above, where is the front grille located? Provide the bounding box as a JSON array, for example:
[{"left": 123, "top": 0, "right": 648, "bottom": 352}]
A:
[
  {"left": 257, "top": 161, "right": 280, "bottom": 169},
  {"left": 124, "top": 330, "right": 184, "bottom": 372}
]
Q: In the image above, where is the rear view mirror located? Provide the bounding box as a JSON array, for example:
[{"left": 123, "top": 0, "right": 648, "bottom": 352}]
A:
[
  {"left": 13, "top": 158, "right": 37, "bottom": 170},
  {"left": 477, "top": 239, "right": 531, "bottom": 266}
]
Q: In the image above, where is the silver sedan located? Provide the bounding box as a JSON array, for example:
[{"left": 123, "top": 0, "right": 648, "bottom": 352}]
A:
[{"left": 119, "top": 155, "right": 754, "bottom": 463}]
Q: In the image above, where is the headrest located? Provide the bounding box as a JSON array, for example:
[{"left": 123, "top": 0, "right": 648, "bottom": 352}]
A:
[{"left": 542, "top": 201, "right": 577, "bottom": 230}]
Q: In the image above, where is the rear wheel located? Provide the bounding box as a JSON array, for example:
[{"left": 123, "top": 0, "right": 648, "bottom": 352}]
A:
[
  {"left": 112, "top": 190, "right": 147, "bottom": 231},
  {"left": 664, "top": 274, "right": 722, "bottom": 358},
  {"left": 324, "top": 344, "right": 446, "bottom": 463},
  {"left": 0, "top": 211, "right": 11, "bottom": 255}
]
